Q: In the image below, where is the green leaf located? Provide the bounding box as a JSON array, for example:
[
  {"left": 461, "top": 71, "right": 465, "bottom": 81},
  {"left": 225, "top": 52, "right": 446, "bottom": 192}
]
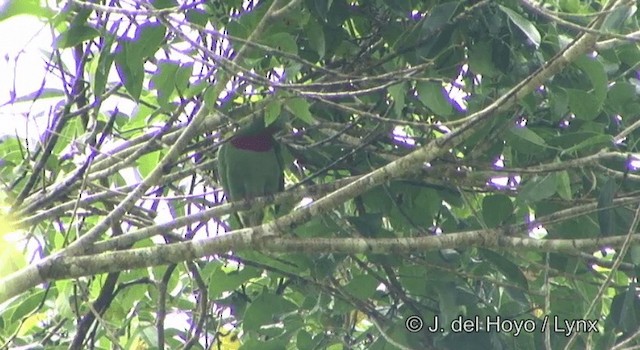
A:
[
  {"left": 619, "top": 44, "right": 640, "bottom": 67},
  {"left": 574, "top": 56, "right": 607, "bottom": 107},
  {"left": 151, "top": 0, "right": 177, "bottom": 9},
  {"left": 557, "top": 170, "right": 572, "bottom": 200},
  {"left": 480, "top": 249, "right": 529, "bottom": 290},
  {"left": 414, "top": 188, "right": 442, "bottom": 222},
  {"left": 243, "top": 292, "right": 298, "bottom": 331},
  {"left": 567, "top": 89, "right": 601, "bottom": 120},
  {"left": 518, "top": 174, "right": 558, "bottom": 203},
  {"left": 55, "top": 24, "right": 100, "bottom": 48},
  {"left": 139, "top": 326, "right": 160, "bottom": 348},
  {"left": 602, "top": 5, "right": 634, "bottom": 32},
  {"left": 136, "top": 22, "right": 166, "bottom": 59},
  {"left": 560, "top": 0, "right": 590, "bottom": 13},
  {"left": 550, "top": 131, "right": 601, "bottom": 149},
  {"left": 265, "top": 100, "right": 283, "bottom": 126},
  {"left": 226, "top": 18, "right": 251, "bottom": 43},
  {"left": 265, "top": 32, "right": 298, "bottom": 54},
  {"left": 398, "top": 265, "right": 428, "bottom": 297},
  {"left": 10, "top": 88, "right": 65, "bottom": 103},
  {"left": 238, "top": 252, "right": 311, "bottom": 275},
  {"left": 91, "top": 33, "right": 116, "bottom": 97},
  {"left": 52, "top": 118, "right": 83, "bottom": 155},
  {"left": 435, "top": 283, "right": 459, "bottom": 326},
  {"left": 468, "top": 41, "right": 499, "bottom": 77},
  {"left": 509, "top": 125, "right": 549, "bottom": 148},
  {"left": 0, "top": 236, "right": 25, "bottom": 278},
  {"left": 416, "top": 81, "right": 453, "bottom": 116},
  {"left": 325, "top": 0, "right": 349, "bottom": 26},
  {"left": 286, "top": 98, "right": 313, "bottom": 123},
  {"left": 183, "top": 79, "right": 208, "bottom": 99},
  {"left": 0, "top": 137, "right": 23, "bottom": 166},
  {"left": 242, "top": 336, "right": 289, "bottom": 350},
  {"left": 560, "top": 134, "right": 612, "bottom": 156},
  {"left": 343, "top": 274, "right": 379, "bottom": 299},
  {"left": 185, "top": 8, "right": 209, "bottom": 27},
  {"left": 388, "top": 82, "right": 406, "bottom": 116},
  {"left": 549, "top": 88, "right": 569, "bottom": 120},
  {"left": 482, "top": 194, "right": 514, "bottom": 228},
  {"left": 207, "top": 265, "right": 262, "bottom": 299},
  {"left": 607, "top": 82, "right": 638, "bottom": 114},
  {"left": 147, "top": 61, "right": 191, "bottom": 108},
  {"left": 115, "top": 41, "right": 144, "bottom": 100},
  {"left": 306, "top": 17, "right": 325, "bottom": 58},
  {"left": 382, "top": 0, "right": 413, "bottom": 14},
  {"left": 0, "top": 0, "right": 53, "bottom": 21},
  {"left": 347, "top": 214, "right": 386, "bottom": 237},
  {"left": 609, "top": 285, "right": 640, "bottom": 333},
  {"left": 629, "top": 245, "right": 640, "bottom": 266},
  {"left": 362, "top": 187, "right": 392, "bottom": 213},
  {"left": 420, "top": 2, "right": 459, "bottom": 34},
  {"left": 150, "top": 60, "right": 180, "bottom": 109},
  {"left": 296, "top": 330, "right": 315, "bottom": 349},
  {"left": 597, "top": 176, "right": 617, "bottom": 237},
  {"left": 174, "top": 62, "right": 193, "bottom": 95},
  {"left": 499, "top": 6, "right": 541, "bottom": 47},
  {"left": 306, "top": 0, "right": 332, "bottom": 21},
  {"left": 136, "top": 150, "right": 162, "bottom": 177},
  {"left": 10, "top": 290, "right": 46, "bottom": 323}
]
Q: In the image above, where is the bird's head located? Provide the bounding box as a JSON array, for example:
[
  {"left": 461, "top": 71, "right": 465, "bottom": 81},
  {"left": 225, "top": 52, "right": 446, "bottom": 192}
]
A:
[
  {"left": 228, "top": 114, "right": 288, "bottom": 152},
  {"left": 235, "top": 113, "right": 287, "bottom": 137}
]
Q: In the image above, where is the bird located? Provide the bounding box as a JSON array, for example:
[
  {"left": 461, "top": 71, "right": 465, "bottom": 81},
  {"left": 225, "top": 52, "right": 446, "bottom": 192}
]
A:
[{"left": 217, "top": 116, "right": 285, "bottom": 228}]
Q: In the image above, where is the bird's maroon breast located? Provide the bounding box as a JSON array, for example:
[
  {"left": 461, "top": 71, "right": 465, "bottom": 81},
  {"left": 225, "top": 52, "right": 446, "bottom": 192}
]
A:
[{"left": 230, "top": 134, "right": 274, "bottom": 152}]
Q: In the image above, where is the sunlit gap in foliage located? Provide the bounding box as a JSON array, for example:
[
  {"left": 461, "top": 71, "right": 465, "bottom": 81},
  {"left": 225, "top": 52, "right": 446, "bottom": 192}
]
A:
[
  {"left": 528, "top": 214, "right": 547, "bottom": 239},
  {"left": 558, "top": 115, "right": 573, "bottom": 129},
  {"left": 410, "top": 10, "right": 423, "bottom": 20},
  {"left": 612, "top": 114, "right": 625, "bottom": 145},
  {"left": 628, "top": 156, "right": 640, "bottom": 171},
  {"left": 448, "top": 64, "right": 469, "bottom": 112},
  {"left": 164, "top": 261, "right": 246, "bottom": 339},
  {"left": 0, "top": 202, "right": 28, "bottom": 279},
  {"left": 489, "top": 155, "right": 519, "bottom": 190},
  {"left": 488, "top": 156, "right": 546, "bottom": 239},
  {"left": 491, "top": 121, "right": 547, "bottom": 238},
  {"left": 391, "top": 126, "right": 416, "bottom": 148},
  {"left": 0, "top": 14, "right": 87, "bottom": 276},
  {"left": 295, "top": 197, "right": 313, "bottom": 210},
  {"left": 0, "top": 14, "right": 62, "bottom": 142},
  {"left": 594, "top": 248, "right": 616, "bottom": 262}
]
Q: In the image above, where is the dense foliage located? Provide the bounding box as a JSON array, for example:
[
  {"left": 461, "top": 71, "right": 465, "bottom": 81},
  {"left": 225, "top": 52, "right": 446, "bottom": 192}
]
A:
[{"left": 2, "top": 0, "right": 640, "bottom": 349}]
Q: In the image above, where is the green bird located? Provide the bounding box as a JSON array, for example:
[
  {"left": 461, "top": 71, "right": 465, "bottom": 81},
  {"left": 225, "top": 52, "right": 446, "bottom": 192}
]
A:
[{"left": 217, "top": 116, "right": 285, "bottom": 228}]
